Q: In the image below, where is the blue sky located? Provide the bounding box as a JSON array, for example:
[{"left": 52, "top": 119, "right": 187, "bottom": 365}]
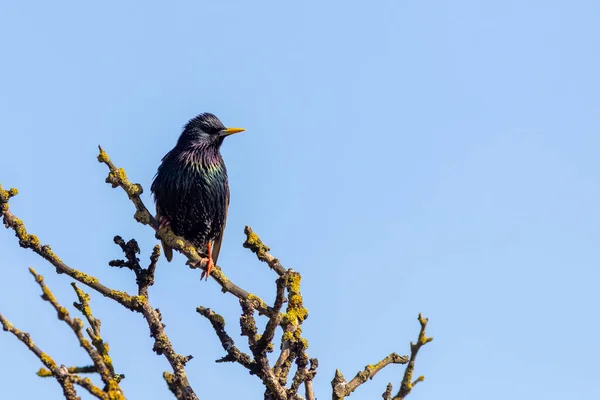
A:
[{"left": 1, "top": 1, "right": 599, "bottom": 399}]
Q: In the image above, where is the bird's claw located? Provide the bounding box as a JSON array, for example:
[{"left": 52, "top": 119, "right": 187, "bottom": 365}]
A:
[
  {"left": 200, "top": 257, "right": 214, "bottom": 281},
  {"left": 158, "top": 216, "right": 171, "bottom": 231}
]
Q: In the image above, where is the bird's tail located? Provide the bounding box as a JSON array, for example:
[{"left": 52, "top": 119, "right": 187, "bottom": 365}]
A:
[{"left": 162, "top": 241, "right": 173, "bottom": 262}]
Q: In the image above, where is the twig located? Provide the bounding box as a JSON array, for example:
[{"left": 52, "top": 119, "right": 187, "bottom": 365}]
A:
[
  {"left": 109, "top": 236, "right": 197, "bottom": 400},
  {"left": 332, "top": 353, "right": 409, "bottom": 399},
  {"left": 239, "top": 300, "right": 288, "bottom": 400},
  {"left": 255, "top": 275, "right": 285, "bottom": 354},
  {"left": 196, "top": 306, "right": 255, "bottom": 370},
  {"left": 243, "top": 226, "right": 286, "bottom": 276},
  {"left": 29, "top": 267, "right": 122, "bottom": 397},
  {"left": 71, "top": 283, "right": 119, "bottom": 383},
  {"left": 394, "top": 314, "right": 432, "bottom": 399},
  {"left": 37, "top": 365, "right": 97, "bottom": 377},
  {"left": 304, "top": 359, "right": 318, "bottom": 400},
  {"left": 70, "top": 376, "right": 110, "bottom": 400},
  {"left": 0, "top": 313, "right": 80, "bottom": 400},
  {"left": 382, "top": 383, "right": 393, "bottom": 400},
  {"left": 96, "top": 146, "right": 158, "bottom": 229}
]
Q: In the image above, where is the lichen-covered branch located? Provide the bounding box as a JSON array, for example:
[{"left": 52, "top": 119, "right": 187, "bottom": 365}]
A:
[
  {"left": 243, "top": 226, "right": 286, "bottom": 276},
  {"left": 332, "top": 314, "right": 432, "bottom": 400},
  {"left": 393, "top": 314, "right": 432, "bottom": 400},
  {"left": 97, "top": 146, "right": 159, "bottom": 229},
  {"left": 332, "top": 353, "right": 409, "bottom": 399},
  {"left": 29, "top": 267, "right": 123, "bottom": 398},
  {"left": 1, "top": 183, "right": 197, "bottom": 400},
  {"left": 1, "top": 186, "right": 143, "bottom": 311},
  {"left": 108, "top": 237, "right": 197, "bottom": 400},
  {"left": 196, "top": 306, "right": 255, "bottom": 369},
  {"left": 0, "top": 312, "right": 80, "bottom": 400},
  {"left": 37, "top": 365, "right": 97, "bottom": 377},
  {"left": 255, "top": 275, "right": 285, "bottom": 354},
  {"left": 1, "top": 145, "right": 434, "bottom": 400},
  {"left": 198, "top": 229, "right": 317, "bottom": 400},
  {"left": 240, "top": 299, "right": 289, "bottom": 399}
]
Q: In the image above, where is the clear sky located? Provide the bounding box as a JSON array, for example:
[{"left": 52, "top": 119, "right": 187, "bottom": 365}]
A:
[{"left": 1, "top": 1, "right": 599, "bottom": 399}]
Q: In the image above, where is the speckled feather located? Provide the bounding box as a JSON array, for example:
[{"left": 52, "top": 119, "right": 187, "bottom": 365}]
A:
[{"left": 151, "top": 113, "right": 231, "bottom": 263}]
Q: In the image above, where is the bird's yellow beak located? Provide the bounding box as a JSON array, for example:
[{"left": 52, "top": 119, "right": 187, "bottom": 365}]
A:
[{"left": 219, "top": 127, "right": 245, "bottom": 137}]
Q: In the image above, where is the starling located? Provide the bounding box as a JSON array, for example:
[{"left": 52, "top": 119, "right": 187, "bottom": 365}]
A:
[{"left": 151, "top": 113, "right": 244, "bottom": 280}]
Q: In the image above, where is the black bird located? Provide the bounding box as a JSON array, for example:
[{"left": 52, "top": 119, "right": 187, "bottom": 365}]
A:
[{"left": 151, "top": 113, "right": 244, "bottom": 279}]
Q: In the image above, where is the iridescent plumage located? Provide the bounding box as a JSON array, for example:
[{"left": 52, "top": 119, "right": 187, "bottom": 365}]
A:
[{"left": 151, "top": 113, "right": 243, "bottom": 279}]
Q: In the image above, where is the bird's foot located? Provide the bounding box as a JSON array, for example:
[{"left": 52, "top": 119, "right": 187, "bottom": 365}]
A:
[
  {"left": 199, "top": 257, "right": 214, "bottom": 281},
  {"left": 200, "top": 242, "right": 214, "bottom": 281},
  {"left": 158, "top": 216, "right": 171, "bottom": 231}
]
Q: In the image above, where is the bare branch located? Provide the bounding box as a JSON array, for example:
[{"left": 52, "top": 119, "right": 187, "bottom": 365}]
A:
[
  {"left": 382, "top": 383, "right": 393, "bottom": 400},
  {"left": 304, "top": 358, "right": 318, "bottom": 400},
  {"left": 255, "top": 275, "right": 285, "bottom": 354}
]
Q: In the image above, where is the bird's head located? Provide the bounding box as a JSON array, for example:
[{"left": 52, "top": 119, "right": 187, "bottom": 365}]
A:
[{"left": 178, "top": 112, "right": 244, "bottom": 149}]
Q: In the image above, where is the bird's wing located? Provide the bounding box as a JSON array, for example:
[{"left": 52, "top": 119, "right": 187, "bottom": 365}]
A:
[{"left": 211, "top": 182, "right": 229, "bottom": 265}]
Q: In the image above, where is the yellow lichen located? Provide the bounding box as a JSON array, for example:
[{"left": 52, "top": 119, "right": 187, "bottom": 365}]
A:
[
  {"left": 131, "top": 295, "right": 146, "bottom": 308},
  {"left": 107, "top": 290, "right": 138, "bottom": 309},
  {"left": 299, "top": 337, "right": 309, "bottom": 349},
  {"left": 40, "top": 245, "right": 63, "bottom": 263},
  {"left": 71, "top": 270, "right": 99, "bottom": 286},
  {"left": 288, "top": 294, "right": 302, "bottom": 307},
  {"left": 282, "top": 331, "right": 294, "bottom": 342},
  {"left": 28, "top": 234, "right": 40, "bottom": 247},
  {"left": 39, "top": 352, "right": 57, "bottom": 370},
  {"left": 285, "top": 272, "right": 302, "bottom": 294},
  {"left": 212, "top": 313, "right": 225, "bottom": 325},
  {"left": 243, "top": 228, "right": 270, "bottom": 259},
  {"left": 247, "top": 293, "right": 266, "bottom": 309},
  {"left": 97, "top": 148, "right": 110, "bottom": 163},
  {"left": 282, "top": 306, "right": 308, "bottom": 325},
  {"left": 163, "top": 371, "right": 175, "bottom": 384},
  {"left": 74, "top": 318, "right": 84, "bottom": 330},
  {"left": 134, "top": 210, "right": 150, "bottom": 224},
  {"left": 36, "top": 367, "right": 53, "bottom": 377},
  {"left": 102, "top": 353, "right": 113, "bottom": 369},
  {"left": 115, "top": 168, "right": 127, "bottom": 182}
]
